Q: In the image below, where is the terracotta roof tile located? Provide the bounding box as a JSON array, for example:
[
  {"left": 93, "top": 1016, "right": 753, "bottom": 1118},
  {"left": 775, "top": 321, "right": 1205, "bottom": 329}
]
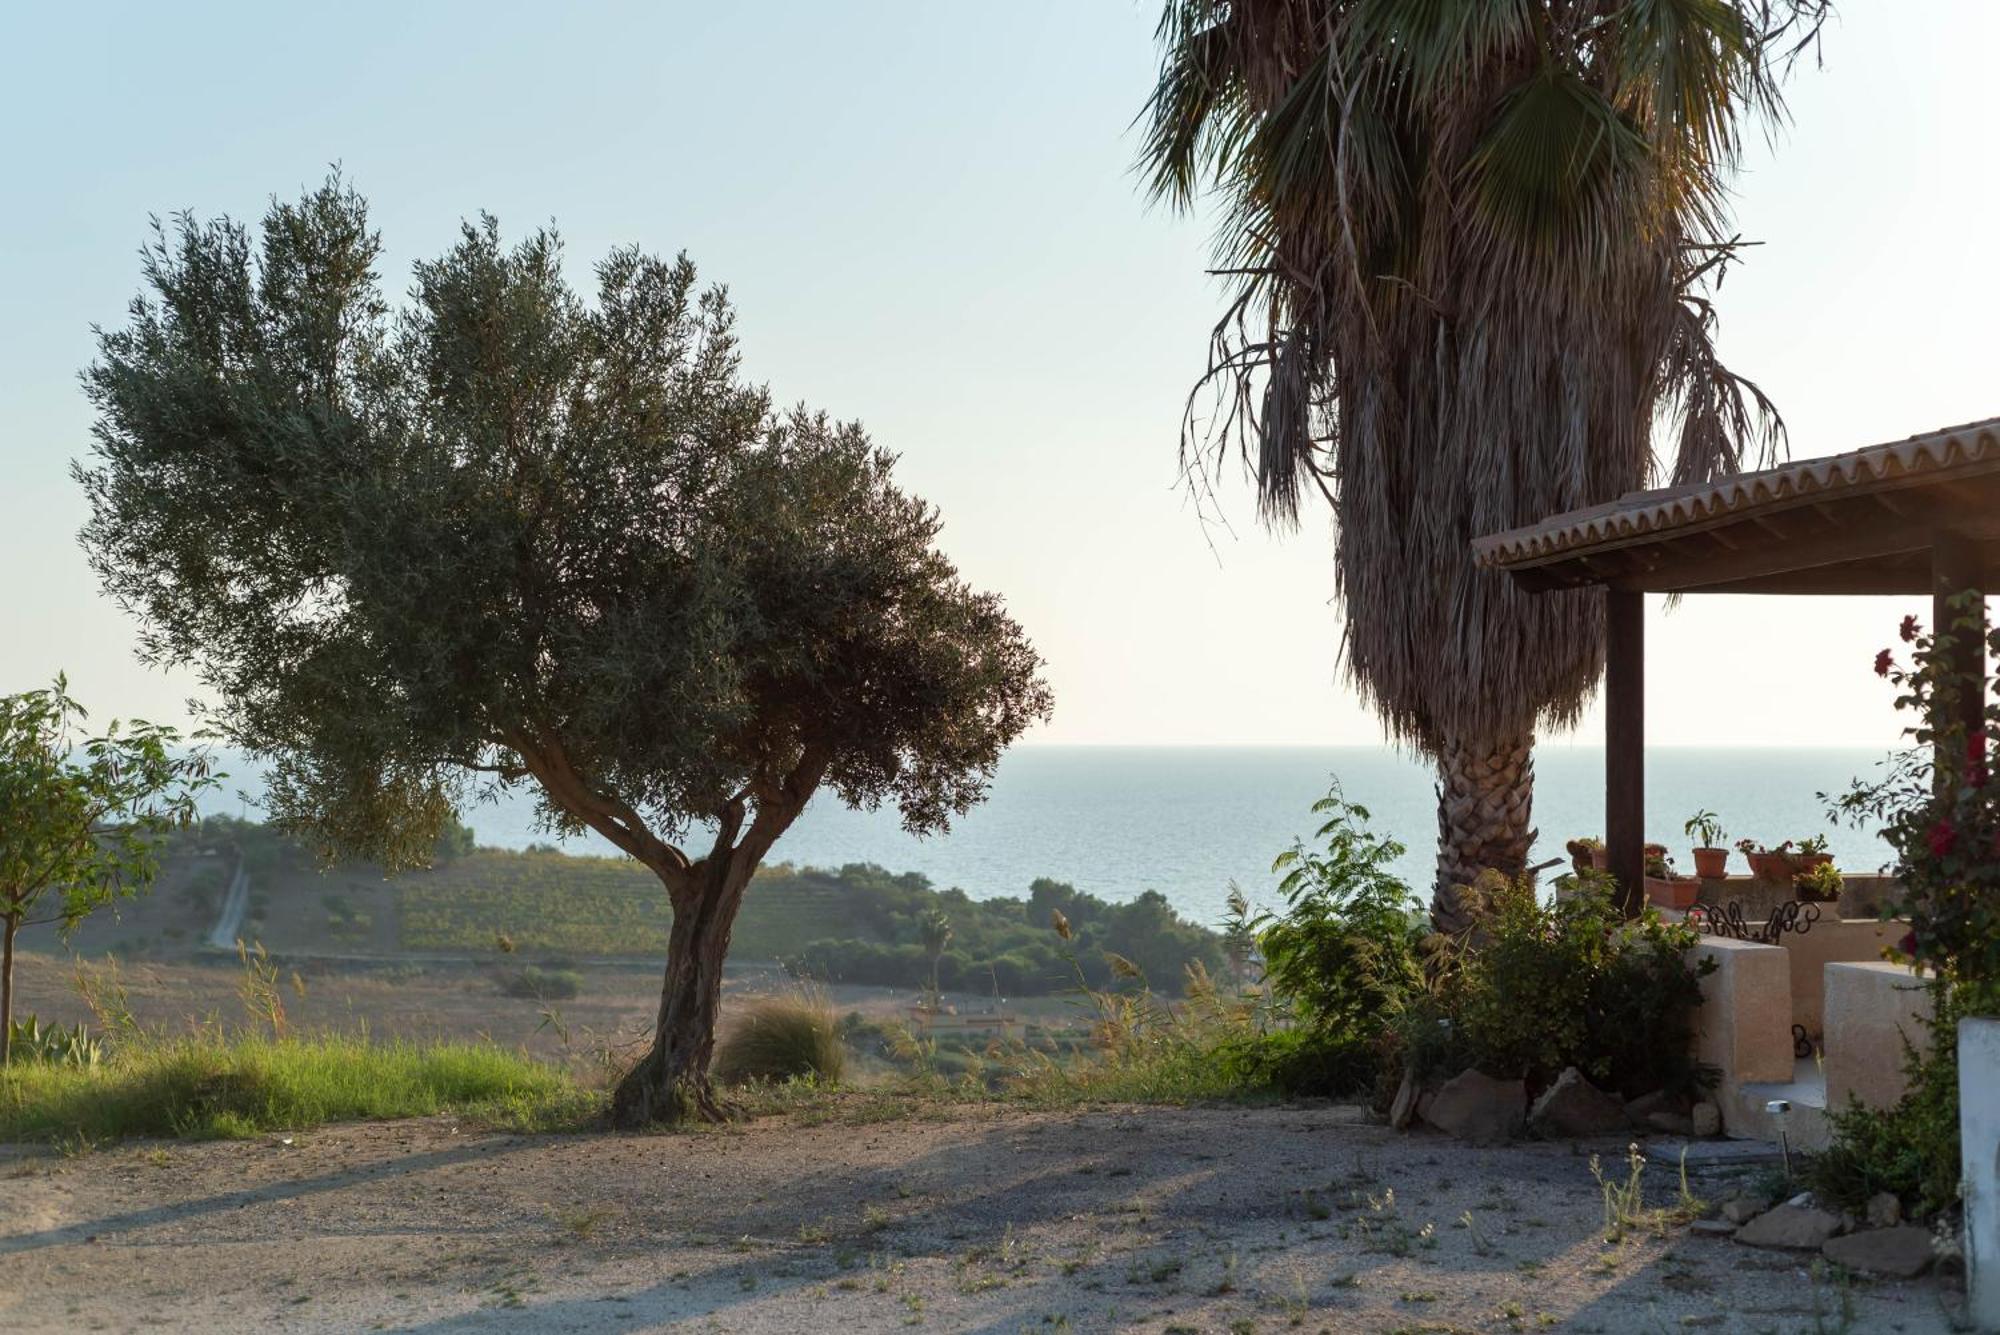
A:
[{"left": 1473, "top": 417, "right": 2000, "bottom": 568}]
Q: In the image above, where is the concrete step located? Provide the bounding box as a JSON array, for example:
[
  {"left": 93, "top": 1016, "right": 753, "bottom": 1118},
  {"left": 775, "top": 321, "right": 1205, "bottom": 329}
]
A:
[{"left": 1727, "top": 1059, "right": 1829, "bottom": 1149}]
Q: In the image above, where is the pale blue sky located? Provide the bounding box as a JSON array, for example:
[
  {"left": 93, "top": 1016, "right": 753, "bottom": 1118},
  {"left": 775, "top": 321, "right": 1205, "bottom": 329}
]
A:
[{"left": 3, "top": 2, "right": 1994, "bottom": 748}]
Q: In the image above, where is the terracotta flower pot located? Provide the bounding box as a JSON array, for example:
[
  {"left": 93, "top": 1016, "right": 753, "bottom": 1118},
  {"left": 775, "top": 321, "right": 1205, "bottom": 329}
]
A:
[
  {"left": 1646, "top": 876, "right": 1699, "bottom": 910},
  {"left": 1691, "top": 846, "right": 1729, "bottom": 879},
  {"left": 1747, "top": 851, "right": 1796, "bottom": 882},
  {"left": 1588, "top": 847, "right": 1609, "bottom": 871}
]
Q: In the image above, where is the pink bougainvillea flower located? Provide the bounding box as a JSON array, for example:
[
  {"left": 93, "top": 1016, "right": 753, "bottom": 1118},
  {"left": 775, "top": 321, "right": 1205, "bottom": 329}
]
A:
[
  {"left": 1875, "top": 649, "right": 1894, "bottom": 677},
  {"left": 1928, "top": 818, "right": 1958, "bottom": 858},
  {"left": 1900, "top": 614, "right": 1921, "bottom": 643},
  {"left": 1898, "top": 930, "right": 1918, "bottom": 958}
]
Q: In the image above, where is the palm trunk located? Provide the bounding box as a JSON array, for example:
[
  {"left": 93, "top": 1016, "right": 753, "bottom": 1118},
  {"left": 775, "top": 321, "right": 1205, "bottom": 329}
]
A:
[
  {"left": 1, "top": 913, "right": 18, "bottom": 1066},
  {"left": 1432, "top": 734, "right": 1537, "bottom": 934},
  {"left": 611, "top": 855, "right": 754, "bottom": 1127}
]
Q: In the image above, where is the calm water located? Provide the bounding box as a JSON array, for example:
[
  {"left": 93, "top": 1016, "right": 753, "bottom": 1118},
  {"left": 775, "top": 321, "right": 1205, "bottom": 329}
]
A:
[{"left": 432, "top": 745, "right": 1894, "bottom": 926}]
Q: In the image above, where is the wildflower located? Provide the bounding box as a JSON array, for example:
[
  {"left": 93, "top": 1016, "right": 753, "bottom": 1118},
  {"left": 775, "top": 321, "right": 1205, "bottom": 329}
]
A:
[
  {"left": 1900, "top": 614, "right": 1921, "bottom": 643},
  {"left": 1928, "top": 818, "right": 1958, "bottom": 858},
  {"left": 1875, "top": 649, "right": 1894, "bottom": 677}
]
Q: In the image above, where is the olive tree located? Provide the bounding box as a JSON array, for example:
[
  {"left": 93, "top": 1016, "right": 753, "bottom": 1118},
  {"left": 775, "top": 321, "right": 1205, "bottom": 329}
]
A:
[
  {"left": 77, "top": 177, "right": 1052, "bottom": 1122},
  {"left": 0, "top": 678, "right": 214, "bottom": 1063}
]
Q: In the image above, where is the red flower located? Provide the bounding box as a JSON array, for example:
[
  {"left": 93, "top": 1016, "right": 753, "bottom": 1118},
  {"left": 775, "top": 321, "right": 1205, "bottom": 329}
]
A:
[
  {"left": 1928, "top": 818, "right": 1958, "bottom": 858},
  {"left": 1900, "top": 614, "right": 1921, "bottom": 643},
  {"left": 1898, "top": 930, "right": 1919, "bottom": 959},
  {"left": 1875, "top": 649, "right": 1894, "bottom": 677}
]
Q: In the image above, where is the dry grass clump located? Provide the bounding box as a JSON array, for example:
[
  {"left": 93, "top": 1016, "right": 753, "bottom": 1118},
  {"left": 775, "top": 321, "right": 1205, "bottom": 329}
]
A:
[{"left": 712, "top": 993, "right": 846, "bottom": 1086}]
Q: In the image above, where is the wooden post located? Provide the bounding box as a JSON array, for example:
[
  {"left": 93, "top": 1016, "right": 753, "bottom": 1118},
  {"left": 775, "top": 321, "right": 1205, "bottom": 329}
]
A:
[
  {"left": 1932, "top": 530, "right": 1987, "bottom": 778},
  {"left": 1606, "top": 589, "right": 1645, "bottom": 917}
]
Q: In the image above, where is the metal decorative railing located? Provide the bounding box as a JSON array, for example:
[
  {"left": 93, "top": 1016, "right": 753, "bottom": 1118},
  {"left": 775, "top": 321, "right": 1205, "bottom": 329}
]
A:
[{"left": 1685, "top": 899, "right": 1821, "bottom": 944}]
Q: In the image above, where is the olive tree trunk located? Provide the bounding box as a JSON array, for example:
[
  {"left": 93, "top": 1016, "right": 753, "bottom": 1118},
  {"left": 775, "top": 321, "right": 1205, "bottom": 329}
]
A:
[
  {"left": 611, "top": 852, "right": 757, "bottom": 1127},
  {"left": 1432, "top": 734, "right": 1536, "bottom": 935}
]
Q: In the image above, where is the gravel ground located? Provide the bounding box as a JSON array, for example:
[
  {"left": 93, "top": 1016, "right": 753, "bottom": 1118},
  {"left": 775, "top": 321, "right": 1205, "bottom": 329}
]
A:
[{"left": 0, "top": 1104, "right": 1963, "bottom": 1333}]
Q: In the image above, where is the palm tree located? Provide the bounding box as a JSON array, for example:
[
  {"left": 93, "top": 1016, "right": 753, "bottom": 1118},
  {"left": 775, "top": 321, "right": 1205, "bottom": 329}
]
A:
[
  {"left": 919, "top": 909, "right": 954, "bottom": 1003},
  {"left": 1142, "top": 0, "right": 1823, "bottom": 930}
]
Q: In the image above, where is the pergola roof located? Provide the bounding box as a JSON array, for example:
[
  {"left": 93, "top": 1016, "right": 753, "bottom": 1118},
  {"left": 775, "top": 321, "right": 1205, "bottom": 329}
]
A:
[{"left": 1473, "top": 417, "right": 2000, "bottom": 595}]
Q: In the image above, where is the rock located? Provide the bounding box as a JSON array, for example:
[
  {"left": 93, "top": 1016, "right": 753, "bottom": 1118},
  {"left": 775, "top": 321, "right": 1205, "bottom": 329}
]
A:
[
  {"left": 1786, "top": 1190, "right": 1817, "bottom": 1210},
  {"left": 1646, "top": 1110, "right": 1696, "bottom": 1137},
  {"left": 1624, "top": 1088, "right": 1686, "bottom": 1129},
  {"left": 1735, "top": 1204, "right": 1844, "bottom": 1251},
  {"left": 1421, "top": 1068, "right": 1526, "bottom": 1145},
  {"left": 1865, "top": 1191, "right": 1904, "bottom": 1229},
  {"left": 1690, "top": 1218, "right": 1738, "bottom": 1237},
  {"left": 1821, "top": 1226, "right": 1934, "bottom": 1278},
  {"left": 1692, "top": 1101, "right": 1721, "bottom": 1137},
  {"left": 1721, "top": 1197, "right": 1767, "bottom": 1225},
  {"left": 1389, "top": 1071, "right": 1422, "bottom": 1131},
  {"left": 1528, "top": 1067, "right": 1627, "bottom": 1138}
]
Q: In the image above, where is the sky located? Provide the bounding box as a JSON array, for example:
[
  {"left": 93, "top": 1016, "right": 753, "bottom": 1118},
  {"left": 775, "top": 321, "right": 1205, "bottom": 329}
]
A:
[{"left": 2, "top": 2, "right": 1995, "bottom": 751}]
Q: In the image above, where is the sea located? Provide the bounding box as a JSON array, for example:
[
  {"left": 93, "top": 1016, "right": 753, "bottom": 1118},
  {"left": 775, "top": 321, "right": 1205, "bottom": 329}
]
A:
[{"left": 219, "top": 745, "right": 1893, "bottom": 929}]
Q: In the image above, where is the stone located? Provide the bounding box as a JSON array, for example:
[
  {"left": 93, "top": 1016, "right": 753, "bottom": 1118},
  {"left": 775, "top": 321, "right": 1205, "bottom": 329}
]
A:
[
  {"left": 1721, "top": 1197, "right": 1768, "bottom": 1225},
  {"left": 1692, "top": 1100, "right": 1721, "bottom": 1137},
  {"left": 1389, "top": 1071, "right": 1422, "bottom": 1131},
  {"left": 1821, "top": 1226, "right": 1935, "bottom": 1279},
  {"left": 1646, "top": 1110, "right": 1696, "bottom": 1137},
  {"left": 1866, "top": 1191, "right": 1904, "bottom": 1229},
  {"left": 1690, "top": 1218, "right": 1738, "bottom": 1237},
  {"left": 1421, "top": 1068, "right": 1526, "bottom": 1145},
  {"left": 1735, "top": 1204, "right": 1845, "bottom": 1251},
  {"left": 1625, "top": 1088, "right": 1686, "bottom": 1129},
  {"left": 1528, "top": 1067, "right": 1627, "bottom": 1138}
]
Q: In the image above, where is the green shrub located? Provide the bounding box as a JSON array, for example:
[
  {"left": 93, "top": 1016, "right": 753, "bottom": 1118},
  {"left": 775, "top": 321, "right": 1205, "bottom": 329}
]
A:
[
  {"left": 712, "top": 995, "right": 847, "bottom": 1086},
  {"left": 1257, "top": 785, "right": 1426, "bottom": 1043},
  {"left": 1211, "top": 1026, "right": 1377, "bottom": 1099},
  {"left": 498, "top": 966, "right": 581, "bottom": 1001},
  {"left": 6, "top": 1016, "right": 105, "bottom": 1068},
  {"left": 1403, "top": 872, "right": 1715, "bottom": 1100}
]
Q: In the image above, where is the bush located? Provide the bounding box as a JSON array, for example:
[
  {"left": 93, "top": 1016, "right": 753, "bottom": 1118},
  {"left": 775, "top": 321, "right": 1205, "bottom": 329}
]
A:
[
  {"left": 498, "top": 966, "right": 581, "bottom": 1001},
  {"left": 1402, "top": 871, "right": 1715, "bottom": 1100},
  {"left": 1211, "top": 1027, "right": 1379, "bottom": 1100},
  {"left": 1257, "top": 786, "right": 1426, "bottom": 1044},
  {"left": 6, "top": 1016, "right": 105, "bottom": 1068},
  {"left": 712, "top": 995, "right": 846, "bottom": 1086}
]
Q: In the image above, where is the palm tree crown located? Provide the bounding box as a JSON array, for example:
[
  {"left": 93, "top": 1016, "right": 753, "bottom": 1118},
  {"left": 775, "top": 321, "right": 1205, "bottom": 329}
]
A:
[{"left": 1143, "top": 0, "right": 1825, "bottom": 926}]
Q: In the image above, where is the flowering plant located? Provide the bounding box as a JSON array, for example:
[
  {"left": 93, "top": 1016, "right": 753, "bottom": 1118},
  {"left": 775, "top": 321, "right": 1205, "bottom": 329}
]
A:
[{"left": 1830, "top": 594, "right": 2000, "bottom": 987}]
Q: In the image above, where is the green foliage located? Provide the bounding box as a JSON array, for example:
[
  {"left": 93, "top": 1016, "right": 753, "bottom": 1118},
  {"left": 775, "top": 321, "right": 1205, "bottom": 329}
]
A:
[
  {"left": 0, "top": 1035, "right": 591, "bottom": 1142},
  {"left": 1403, "top": 873, "right": 1715, "bottom": 1100},
  {"left": 712, "top": 995, "right": 847, "bottom": 1086},
  {"left": 1256, "top": 785, "right": 1426, "bottom": 1046},
  {"left": 1, "top": 677, "right": 217, "bottom": 1062},
  {"left": 77, "top": 173, "right": 1050, "bottom": 875},
  {"left": 392, "top": 850, "right": 1225, "bottom": 996},
  {"left": 6, "top": 1016, "right": 104, "bottom": 1068},
  {"left": 1683, "top": 810, "right": 1726, "bottom": 849},
  {"left": 498, "top": 966, "right": 582, "bottom": 1001},
  {"left": 1793, "top": 860, "right": 1842, "bottom": 903}
]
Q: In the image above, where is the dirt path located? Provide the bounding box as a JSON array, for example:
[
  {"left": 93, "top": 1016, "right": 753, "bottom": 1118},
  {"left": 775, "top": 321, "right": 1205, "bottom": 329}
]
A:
[{"left": 0, "top": 1105, "right": 1960, "bottom": 1333}]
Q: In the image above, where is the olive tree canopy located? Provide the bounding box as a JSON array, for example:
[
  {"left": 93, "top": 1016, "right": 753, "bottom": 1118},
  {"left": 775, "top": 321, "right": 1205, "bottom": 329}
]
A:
[{"left": 78, "top": 177, "right": 1052, "bottom": 1120}]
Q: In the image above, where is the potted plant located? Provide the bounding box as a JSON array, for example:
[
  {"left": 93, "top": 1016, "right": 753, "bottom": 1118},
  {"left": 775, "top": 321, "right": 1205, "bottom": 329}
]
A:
[
  {"left": 1644, "top": 850, "right": 1699, "bottom": 910},
  {"left": 1683, "top": 810, "right": 1729, "bottom": 879},
  {"left": 1737, "top": 838, "right": 1799, "bottom": 882},
  {"left": 1794, "top": 834, "right": 1834, "bottom": 874},
  {"left": 1566, "top": 837, "right": 1607, "bottom": 872},
  {"left": 1794, "top": 860, "right": 1843, "bottom": 904}
]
